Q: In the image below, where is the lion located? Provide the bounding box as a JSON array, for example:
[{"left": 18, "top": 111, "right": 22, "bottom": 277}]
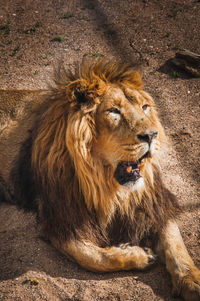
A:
[{"left": 3, "top": 60, "right": 200, "bottom": 300}]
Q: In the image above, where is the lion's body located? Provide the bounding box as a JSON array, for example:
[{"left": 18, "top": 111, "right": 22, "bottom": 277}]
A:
[
  {"left": 0, "top": 60, "right": 200, "bottom": 300},
  {"left": 28, "top": 62, "right": 179, "bottom": 246}
]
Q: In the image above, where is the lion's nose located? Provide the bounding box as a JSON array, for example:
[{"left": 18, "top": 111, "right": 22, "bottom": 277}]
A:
[{"left": 137, "top": 130, "right": 158, "bottom": 144}]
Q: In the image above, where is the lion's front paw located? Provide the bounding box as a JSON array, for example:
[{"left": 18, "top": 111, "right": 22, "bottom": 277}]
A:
[
  {"left": 133, "top": 246, "right": 157, "bottom": 270},
  {"left": 176, "top": 267, "right": 200, "bottom": 301},
  {"left": 117, "top": 244, "right": 157, "bottom": 270}
]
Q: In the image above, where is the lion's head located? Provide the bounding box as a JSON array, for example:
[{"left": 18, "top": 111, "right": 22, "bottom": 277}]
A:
[{"left": 31, "top": 60, "right": 165, "bottom": 238}]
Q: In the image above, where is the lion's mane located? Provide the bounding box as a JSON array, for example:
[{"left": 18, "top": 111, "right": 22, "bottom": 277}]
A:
[{"left": 19, "top": 60, "right": 180, "bottom": 247}]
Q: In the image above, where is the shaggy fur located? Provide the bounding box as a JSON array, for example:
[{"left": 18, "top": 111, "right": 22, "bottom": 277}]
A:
[
  {"left": 12, "top": 60, "right": 200, "bottom": 300},
  {"left": 29, "top": 60, "right": 178, "bottom": 243}
]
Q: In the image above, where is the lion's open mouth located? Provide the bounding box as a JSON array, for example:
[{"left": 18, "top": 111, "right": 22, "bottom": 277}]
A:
[{"left": 114, "top": 151, "right": 150, "bottom": 185}]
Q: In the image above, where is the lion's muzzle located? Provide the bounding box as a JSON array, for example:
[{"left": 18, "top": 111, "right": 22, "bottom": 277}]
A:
[{"left": 137, "top": 130, "right": 158, "bottom": 145}]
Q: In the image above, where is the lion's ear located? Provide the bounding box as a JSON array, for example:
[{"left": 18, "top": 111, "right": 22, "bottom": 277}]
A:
[
  {"left": 66, "top": 80, "right": 91, "bottom": 105},
  {"left": 74, "top": 89, "right": 88, "bottom": 104},
  {"left": 121, "top": 71, "right": 143, "bottom": 90}
]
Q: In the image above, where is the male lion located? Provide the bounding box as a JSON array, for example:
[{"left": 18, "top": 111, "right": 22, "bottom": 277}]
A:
[{"left": 3, "top": 60, "right": 200, "bottom": 300}]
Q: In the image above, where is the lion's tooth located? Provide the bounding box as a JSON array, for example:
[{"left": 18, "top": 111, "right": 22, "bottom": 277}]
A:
[{"left": 126, "top": 166, "right": 132, "bottom": 173}]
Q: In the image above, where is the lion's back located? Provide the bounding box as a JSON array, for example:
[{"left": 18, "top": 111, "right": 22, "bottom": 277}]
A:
[{"left": 0, "top": 90, "right": 47, "bottom": 205}]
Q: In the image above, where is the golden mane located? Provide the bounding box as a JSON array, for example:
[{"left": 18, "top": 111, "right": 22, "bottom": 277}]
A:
[{"left": 31, "top": 60, "right": 178, "bottom": 244}]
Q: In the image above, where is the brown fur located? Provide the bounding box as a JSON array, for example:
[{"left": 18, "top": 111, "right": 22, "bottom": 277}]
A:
[
  {"left": 22, "top": 60, "right": 199, "bottom": 300},
  {"left": 31, "top": 60, "right": 175, "bottom": 243}
]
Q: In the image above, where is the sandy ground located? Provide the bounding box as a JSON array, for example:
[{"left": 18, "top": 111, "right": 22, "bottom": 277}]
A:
[{"left": 0, "top": 0, "right": 200, "bottom": 300}]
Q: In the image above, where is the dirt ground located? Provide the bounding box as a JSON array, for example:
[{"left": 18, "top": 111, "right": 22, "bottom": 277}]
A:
[{"left": 0, "top": 0, "right": 200, "bottom": 300}]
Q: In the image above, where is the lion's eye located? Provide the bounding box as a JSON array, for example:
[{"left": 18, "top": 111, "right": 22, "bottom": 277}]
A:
[
  {"left": 107, "top": 108, "right": 121, "bottom": 114},
  {"left": 142, "top": 104, "right": 149, "bottom": 111}
]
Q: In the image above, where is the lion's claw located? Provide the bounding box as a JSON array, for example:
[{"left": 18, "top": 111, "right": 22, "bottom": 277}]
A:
[
  {"left": 119, "top": 243, "right": 132, "bottom": 250},
  {"left": 143, "top": 247, "right": 157, "bottom": 266}
]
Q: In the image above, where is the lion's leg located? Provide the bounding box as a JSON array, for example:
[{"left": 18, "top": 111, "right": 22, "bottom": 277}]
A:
[
  {"left": 51, "top": 238, "right": 157, "bottom": 272},
  {"left": 157, "top": 220, "right": 200, "bottom": 301}
]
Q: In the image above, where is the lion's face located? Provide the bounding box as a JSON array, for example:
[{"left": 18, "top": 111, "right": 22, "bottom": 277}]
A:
[
  {"left": 92, "top": 84, "right": 163, "bottom": 190},
  {"left": 60, "top": 60, "right": 166, "bottom": 213}
]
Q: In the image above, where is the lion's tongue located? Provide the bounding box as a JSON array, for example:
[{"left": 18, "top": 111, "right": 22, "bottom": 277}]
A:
[{"left": 114, "top": 161, "right": 140, "bottom": 185}]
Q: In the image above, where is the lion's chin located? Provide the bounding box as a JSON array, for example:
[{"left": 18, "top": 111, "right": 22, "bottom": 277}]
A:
[
  {"left": 122, "top": 177, "right": 145, "bottom": 191},
  {"left": 114, "top": 151, "right": 149, "bottom": 186}
]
